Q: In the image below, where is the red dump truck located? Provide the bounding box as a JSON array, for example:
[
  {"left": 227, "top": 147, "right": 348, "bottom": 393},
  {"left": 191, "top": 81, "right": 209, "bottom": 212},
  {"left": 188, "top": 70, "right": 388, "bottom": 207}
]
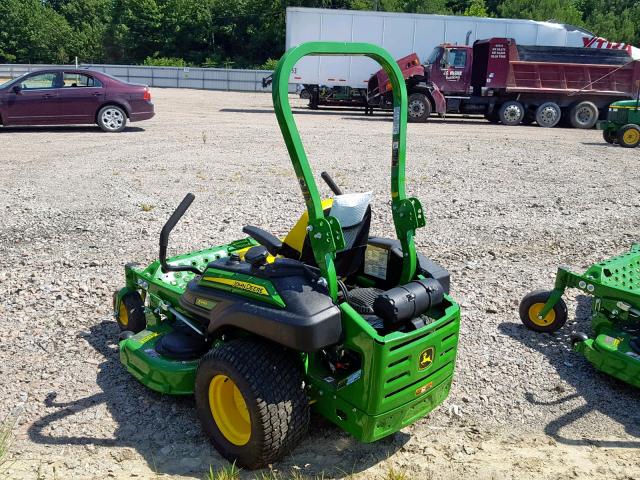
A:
[{"left": 367, "top": 37, "right": 640, "bottom": 127}]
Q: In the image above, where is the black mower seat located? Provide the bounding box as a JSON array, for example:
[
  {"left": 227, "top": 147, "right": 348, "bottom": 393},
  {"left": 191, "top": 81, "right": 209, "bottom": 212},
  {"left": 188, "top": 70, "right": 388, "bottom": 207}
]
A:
[{"left": 244, "top": 193, "right": 372, "bottom": 279}]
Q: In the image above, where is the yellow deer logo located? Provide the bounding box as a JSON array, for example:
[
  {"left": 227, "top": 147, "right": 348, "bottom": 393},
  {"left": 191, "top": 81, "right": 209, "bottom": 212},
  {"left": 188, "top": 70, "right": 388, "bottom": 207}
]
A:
[{"left": 418, "top": 347, "right": 434, "bottom": 370}]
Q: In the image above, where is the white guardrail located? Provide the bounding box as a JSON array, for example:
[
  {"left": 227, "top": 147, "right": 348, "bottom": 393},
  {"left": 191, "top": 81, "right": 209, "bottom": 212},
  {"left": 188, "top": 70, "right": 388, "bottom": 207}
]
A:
[{"left": 0, "top": 64, "right": 297, "bottom": 93}]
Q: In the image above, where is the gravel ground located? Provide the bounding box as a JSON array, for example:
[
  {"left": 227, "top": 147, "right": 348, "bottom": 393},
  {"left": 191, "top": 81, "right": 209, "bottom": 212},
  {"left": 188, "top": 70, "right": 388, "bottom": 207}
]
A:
[{"left": 0, "top": 88, "right": 639, "bottom": 479}]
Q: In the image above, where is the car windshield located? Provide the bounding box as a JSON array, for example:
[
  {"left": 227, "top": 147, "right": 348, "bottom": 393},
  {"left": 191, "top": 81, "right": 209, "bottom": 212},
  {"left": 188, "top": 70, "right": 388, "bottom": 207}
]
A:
[
  {"left": 425, "top": 47, "right": 442, "bottom": 66},
  {"left": 0, "top": 73, "right": 27, "bottom": 88}
]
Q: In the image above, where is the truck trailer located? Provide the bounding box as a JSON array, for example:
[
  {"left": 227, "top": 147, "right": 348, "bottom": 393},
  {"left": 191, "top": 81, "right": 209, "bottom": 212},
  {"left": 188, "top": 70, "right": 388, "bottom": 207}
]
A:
[
  {"left": 367, "top": 38, "right": 640, "bottom": 127},
  {"left": 285, "top": 7, "right": 639, "bottom": 100}
]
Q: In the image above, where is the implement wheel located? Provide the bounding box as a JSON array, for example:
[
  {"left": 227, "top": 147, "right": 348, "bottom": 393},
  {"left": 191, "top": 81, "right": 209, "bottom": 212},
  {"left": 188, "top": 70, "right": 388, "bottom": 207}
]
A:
[
  {"left": 114, "top": 290, "right": 146, "bottom": 333},
  {"left": 617, "top": 124, "right": 640, "bottom": 148},
  {"left": 519, "top": 290, "right": 568, "bottom": 333},
  {"left": 195, "top": 338, "right": 309, "bottom": 469}
]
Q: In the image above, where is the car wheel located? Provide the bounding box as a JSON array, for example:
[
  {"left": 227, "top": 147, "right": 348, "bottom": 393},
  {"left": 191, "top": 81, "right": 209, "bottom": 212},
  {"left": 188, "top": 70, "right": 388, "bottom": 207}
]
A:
[
  {"left": 569, "top": 101, "right": 598, "bottom": 129},
  {"left": 498, "top": 101, "right": 525, "bottom": 126},
  {"left": 535, "top": 102, "right": 561, "bottom": 128},
  {"left": 407, "top": 93, "right": 431, "bottom": 123},
  {"left": 617, "top": 124, "right": 640, "bottom": 148},
  {"left": 98, "top": 105, "right": 127, "bottom": 132}
]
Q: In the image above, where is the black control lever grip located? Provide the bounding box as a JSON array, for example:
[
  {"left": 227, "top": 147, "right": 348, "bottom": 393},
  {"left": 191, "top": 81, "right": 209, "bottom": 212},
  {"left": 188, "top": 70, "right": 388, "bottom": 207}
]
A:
[
  {"left": 159, "top": 193, "right": 202, "bottom": 275},
  {"left": 321, "top": 171, "right": 343, "bottom": 196}
]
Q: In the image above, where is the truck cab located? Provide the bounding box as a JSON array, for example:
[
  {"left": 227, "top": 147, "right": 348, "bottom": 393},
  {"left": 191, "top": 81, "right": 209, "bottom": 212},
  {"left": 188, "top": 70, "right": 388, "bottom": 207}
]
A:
[{"left": 423, "top": 45, "right": 473, "bottom": 95}]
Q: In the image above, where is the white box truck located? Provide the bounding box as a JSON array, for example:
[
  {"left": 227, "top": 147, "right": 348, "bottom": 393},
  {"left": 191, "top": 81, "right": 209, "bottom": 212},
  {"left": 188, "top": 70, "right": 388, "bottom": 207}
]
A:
[{"left": 285, "top": 7, "right": 638, "bottom": 92}]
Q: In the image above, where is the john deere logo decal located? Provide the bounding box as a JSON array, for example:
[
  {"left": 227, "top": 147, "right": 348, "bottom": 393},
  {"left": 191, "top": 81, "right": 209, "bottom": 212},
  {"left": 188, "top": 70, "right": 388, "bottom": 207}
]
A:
[{"left": 418, "top": 347, "right": 434, "bottom": 370}]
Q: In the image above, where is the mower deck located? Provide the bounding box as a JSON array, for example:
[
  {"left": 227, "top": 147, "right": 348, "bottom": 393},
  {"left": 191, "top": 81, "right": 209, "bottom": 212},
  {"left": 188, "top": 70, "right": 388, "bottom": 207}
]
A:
[{"left": 521, "top": 244, "right": 640, "bottom": 388}]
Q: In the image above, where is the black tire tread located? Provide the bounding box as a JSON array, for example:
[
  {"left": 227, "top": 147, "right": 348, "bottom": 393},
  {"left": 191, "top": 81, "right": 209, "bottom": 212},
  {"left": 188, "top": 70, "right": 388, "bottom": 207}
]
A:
[
  {"left": 115, "top": 290, "right": 146, "bottom": 333},
  {"left": 519, "top": 289, "right": 568, "bottom": 333},
  {"left": 196, "top": 338, "right": 309, "bottom": 469}
]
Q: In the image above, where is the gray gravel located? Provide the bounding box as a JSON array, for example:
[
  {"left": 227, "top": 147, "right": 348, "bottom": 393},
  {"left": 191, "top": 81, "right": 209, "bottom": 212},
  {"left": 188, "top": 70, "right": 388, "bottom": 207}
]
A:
[{"left": 0, "top": 88, "right": 638, "bottom": 479}]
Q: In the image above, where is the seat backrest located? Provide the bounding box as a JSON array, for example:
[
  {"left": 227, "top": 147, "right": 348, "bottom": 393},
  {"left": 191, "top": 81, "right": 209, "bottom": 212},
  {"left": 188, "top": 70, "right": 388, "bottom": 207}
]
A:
[{"left": 294, "top": 193, "right": 373, "bottom": 278}]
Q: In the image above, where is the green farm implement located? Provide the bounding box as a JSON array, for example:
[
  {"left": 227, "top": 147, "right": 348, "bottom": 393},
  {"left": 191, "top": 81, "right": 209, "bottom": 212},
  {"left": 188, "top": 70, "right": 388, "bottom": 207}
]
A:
[
  {"left": 113, "top": 42, "right": 460, "bottom": 468},
  {"left": 520, "top": 245, "right": 640, "bottom": 388},
  {"left": 598, "top": 99, "right": 640, "bottom": 148}
]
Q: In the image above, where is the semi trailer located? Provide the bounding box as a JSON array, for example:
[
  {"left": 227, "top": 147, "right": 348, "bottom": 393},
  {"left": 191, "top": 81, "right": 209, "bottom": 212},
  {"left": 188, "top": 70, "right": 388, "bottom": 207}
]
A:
[
  {"left": 367, "top": 38, "right": 640, "bottom": 127},
  {"left": 285, "top": 7, "right": 640, "bottom": 110}
]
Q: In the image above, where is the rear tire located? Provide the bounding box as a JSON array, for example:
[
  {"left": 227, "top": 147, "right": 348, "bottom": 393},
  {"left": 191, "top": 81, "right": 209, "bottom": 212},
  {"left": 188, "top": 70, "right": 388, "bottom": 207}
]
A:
[
  {"left": 535, "top": 102, "right": 561, "bottom": 128},
  {"left": 519, "top": 290, "right": 568, "bottom": 333},
  {"left": 407, "top": 93, "right": 431, "bottom": 123},
  {"left": 498, "top": 101, "right": 525, "bottom": 126},
  {"left": 195, "top": 338, "right": 309, "bottom": 469},
  {"left": 98, "top": 105, "right": 127, "bottom": 132},
  {"left": 617, "top": 124, "right": 640, "bottom": 148},
  {"left": 569, "top": 101, "right": 598, "bottom": 129}
]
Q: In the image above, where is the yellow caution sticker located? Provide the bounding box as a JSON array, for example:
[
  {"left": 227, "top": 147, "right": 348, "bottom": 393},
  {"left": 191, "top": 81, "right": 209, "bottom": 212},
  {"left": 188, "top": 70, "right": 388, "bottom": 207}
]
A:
[{"left": 138, "top": 331, "right": 159, "bottom": 344}]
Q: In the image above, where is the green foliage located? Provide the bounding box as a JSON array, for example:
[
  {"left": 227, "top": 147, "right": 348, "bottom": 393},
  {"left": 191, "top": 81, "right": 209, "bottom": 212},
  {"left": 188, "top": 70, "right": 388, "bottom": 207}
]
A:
[
  {"left": 464, "top": 0, "right": 490, "bottom": 17},
  {"left": 260, "top": 58, "right": 280, "bottom": 70},
  {"left": 207, "top": 462, "right": 240, "bottom": 480},
  {"left": 0, "top": 0, "right": 74, "bottom": 63},
  {"left": 0, "top": 0, "right": 638, "bottom": 66},
  {"left": 143, "top": 56, "right": 188, "bottom": 66}
]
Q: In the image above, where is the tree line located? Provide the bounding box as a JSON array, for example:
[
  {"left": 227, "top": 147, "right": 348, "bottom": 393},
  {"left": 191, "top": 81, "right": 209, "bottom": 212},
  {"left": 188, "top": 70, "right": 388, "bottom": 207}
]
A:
[{"left": 0, "top": 0, "right": 637, "bottom": 67}]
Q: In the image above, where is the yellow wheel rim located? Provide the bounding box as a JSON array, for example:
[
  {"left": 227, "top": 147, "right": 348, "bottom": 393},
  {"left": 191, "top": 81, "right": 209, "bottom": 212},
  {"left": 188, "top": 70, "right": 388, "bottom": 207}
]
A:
[
  {"left": 118, "top": 301, "right": 129, "bottom": 327},
  {"left": 208, "top": 375, "right": 251, "bottom": 446},
  {"left": 528, "top": 302, "right": 556, "bottom": 327},
  {"left": 623, "top": 128, "right": 640, "bottom": 145}
]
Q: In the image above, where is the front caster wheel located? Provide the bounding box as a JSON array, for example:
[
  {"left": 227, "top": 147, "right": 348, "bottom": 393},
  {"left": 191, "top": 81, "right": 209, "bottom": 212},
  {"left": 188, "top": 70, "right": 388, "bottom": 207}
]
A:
[
  {"left": 195, "top": 338, "right": 309, "bottom": 469},
  {"left": 114, "top": 290, "right": 146, "bottom": 333},
  {"left": 519, "top": 290, "right": 568, "bottom": 333}
]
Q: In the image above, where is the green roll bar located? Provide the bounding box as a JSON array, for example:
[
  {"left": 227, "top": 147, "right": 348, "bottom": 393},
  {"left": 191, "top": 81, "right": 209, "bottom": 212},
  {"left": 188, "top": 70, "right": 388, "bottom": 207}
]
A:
[{"left": 272, "top": 42, "right": 425, "bottom": 300}]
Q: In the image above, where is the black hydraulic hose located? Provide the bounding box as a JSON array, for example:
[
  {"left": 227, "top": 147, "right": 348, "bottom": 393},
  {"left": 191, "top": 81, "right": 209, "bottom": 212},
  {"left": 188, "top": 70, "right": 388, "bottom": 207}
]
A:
[{"left": 159, "top": 193, "right": 203, "bottom": 275}]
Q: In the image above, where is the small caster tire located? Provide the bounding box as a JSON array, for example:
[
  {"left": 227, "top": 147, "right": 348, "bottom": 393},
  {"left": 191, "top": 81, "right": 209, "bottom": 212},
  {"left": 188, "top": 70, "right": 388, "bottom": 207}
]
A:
[{"left": 519, "top": 290, "right": 568, "bottom": 333}]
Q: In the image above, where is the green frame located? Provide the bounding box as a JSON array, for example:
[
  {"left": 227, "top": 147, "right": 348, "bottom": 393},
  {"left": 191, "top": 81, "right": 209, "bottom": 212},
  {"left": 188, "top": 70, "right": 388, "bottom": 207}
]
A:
[{"left": 272, "top": 42, "right": 425, "bottom": 300}]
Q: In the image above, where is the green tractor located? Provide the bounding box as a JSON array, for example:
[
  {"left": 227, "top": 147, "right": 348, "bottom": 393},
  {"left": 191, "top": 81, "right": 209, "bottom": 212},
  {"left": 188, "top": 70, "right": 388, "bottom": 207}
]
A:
[
  {"left": 598, "top": 99, "right": 640, "bottom": 148},
  {"left": 113, "top": 42, "right": 460, "bottom": 469},
  {"left": 520, "top": 245, "right": 640, "bottom": 388}
]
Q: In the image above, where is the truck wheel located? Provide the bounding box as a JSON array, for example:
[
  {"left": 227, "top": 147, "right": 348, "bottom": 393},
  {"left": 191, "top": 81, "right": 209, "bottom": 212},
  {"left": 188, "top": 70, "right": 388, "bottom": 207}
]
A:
[
  {"left": 617, "top": 124, "right": 640, "bottom": 148},
  {"left": 535, "top": 102, "right": 561, "bottom": 128},
  {"left": 569, "top": 101, "right": 598, "bottom": 129},
  {"left": 195, "top": 338, "right": 309, "bottom": 469},
  {"left": 602, "top": 129, "right": 617, "bottom": 144},
  {"left": 519, "top": 290, "right": 568, "bottom": 333},
  {"left": 498, "top": 101, "right": 524, "bottom": 126},
  {"left": 299, "top": 89, "right": 310, "bottom": 100},
  {"left": 407, "top": 93, "right": 431, "bottom": 123}
]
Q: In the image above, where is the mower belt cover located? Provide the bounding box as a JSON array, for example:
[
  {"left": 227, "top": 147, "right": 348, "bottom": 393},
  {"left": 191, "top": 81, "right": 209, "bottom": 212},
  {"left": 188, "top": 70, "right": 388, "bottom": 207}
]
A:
[{"left": 574, "top": 328, "right": 640, "bottom": 386}]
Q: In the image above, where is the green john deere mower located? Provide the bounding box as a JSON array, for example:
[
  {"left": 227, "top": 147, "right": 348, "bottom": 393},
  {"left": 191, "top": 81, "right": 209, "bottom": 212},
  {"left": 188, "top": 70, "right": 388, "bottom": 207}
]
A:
[
  {"left": 598, "top": 99, "right": 640, "bottom": 148},
  {"left": 520, "top": 245, "right": 640, "bottom": 388},
  {"left": 113, "top": 42, "right": 460, "bottom": 469}
]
